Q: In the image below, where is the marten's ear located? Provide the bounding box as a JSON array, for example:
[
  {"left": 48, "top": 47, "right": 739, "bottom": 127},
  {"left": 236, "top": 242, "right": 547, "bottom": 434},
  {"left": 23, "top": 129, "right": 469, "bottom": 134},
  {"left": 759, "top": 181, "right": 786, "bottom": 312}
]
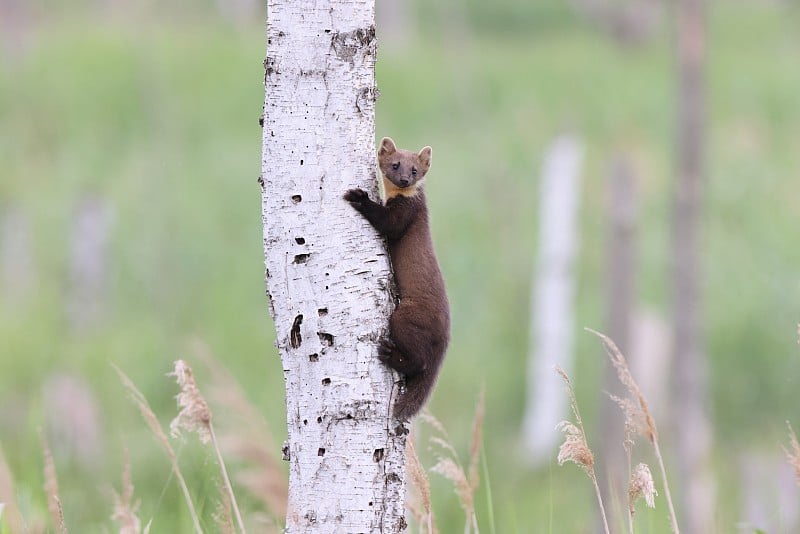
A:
[
  {"left": 378, "top": 137, "right": 397, "bottom": 157},
  {"left": 418, "top": 146, "right": 432, "bottom": 173}
]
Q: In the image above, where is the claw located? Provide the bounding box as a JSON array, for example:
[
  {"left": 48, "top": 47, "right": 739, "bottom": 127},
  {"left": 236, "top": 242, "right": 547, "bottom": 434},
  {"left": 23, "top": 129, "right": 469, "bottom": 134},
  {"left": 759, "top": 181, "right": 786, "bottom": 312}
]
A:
[{"left": 378, "top": 338, "right": 396, "bottom": 355}]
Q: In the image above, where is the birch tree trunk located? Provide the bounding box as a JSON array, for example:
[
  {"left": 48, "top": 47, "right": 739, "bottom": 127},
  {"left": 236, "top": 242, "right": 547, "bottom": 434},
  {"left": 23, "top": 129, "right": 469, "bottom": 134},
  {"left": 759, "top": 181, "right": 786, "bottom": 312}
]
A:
[{"left": 260, "top": 2, "right": 407, "bottom": 532}]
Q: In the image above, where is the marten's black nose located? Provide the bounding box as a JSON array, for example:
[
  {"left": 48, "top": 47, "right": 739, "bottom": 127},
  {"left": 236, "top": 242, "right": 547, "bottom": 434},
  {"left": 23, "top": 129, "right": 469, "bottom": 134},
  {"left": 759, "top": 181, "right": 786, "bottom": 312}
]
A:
[{"left": 399, "top": 179, "right": 409, "bottom": 187}]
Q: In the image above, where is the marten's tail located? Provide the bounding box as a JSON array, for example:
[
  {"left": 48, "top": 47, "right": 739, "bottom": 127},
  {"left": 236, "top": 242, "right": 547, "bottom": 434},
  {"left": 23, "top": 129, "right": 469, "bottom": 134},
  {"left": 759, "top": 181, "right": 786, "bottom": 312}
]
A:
[{"left": 393, "top": 371, "right": 437, "bottom": 420}]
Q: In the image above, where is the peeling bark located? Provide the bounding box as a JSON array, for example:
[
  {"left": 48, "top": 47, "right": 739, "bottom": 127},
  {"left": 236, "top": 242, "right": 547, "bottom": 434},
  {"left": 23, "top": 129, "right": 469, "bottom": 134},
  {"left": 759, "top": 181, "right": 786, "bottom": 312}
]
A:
[{"left": 260, "top": 1, "right": 406, "bottom": 532}]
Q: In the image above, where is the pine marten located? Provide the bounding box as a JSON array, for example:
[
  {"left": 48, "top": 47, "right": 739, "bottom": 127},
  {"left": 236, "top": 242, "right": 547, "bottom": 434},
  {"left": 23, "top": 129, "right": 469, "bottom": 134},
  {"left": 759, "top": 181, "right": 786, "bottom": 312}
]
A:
[{"left": 343, "top": 137, "right": 450, "bottom": 420}]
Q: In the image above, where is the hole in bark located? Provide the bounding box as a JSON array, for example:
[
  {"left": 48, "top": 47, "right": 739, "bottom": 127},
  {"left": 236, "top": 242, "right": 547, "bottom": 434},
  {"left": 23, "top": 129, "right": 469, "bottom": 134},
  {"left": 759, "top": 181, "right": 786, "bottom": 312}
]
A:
[
  {"left": 373, "top": 449, "right": 384, "bottom": 462},
  {"left": 368, "top": 501, "right": 373, "bottom": 507},
  {"left": 346, "top": 413, "right": 353, "bottom": 420},
  {"left": 303, "top": 419, "right": 308, "bottom": 425},
  {"left": 317, "top": 416, "right": 323, "bottom": 423},
  {"left": 290, "top": 315, "right": 303, "bottom": 348},
  {"left": 300, "top": 159, "right": 304, "bottom": 165},
  {"left": 318, "top": 332, "right": 334, "bottom": 347},
  {"left": 291, "top": 194, "right": 302, "bottom": 203},
  {"left": 309, "top": 353, "right": 319, "bottom": 362},
  {"left": 295, "top": 237, "right": 305, "bottom": 245},
  {"left": 318, "top": 448, "right": 326, "bottom": 456},
  {"left": 293, "top": 253, "right": 310, "bottom": 264},
  {"left": 318, "top": 308, "right": 328, "bottom": 316},
  {"left": 322, "top": 377, "right": 331, "bottom": 386}
]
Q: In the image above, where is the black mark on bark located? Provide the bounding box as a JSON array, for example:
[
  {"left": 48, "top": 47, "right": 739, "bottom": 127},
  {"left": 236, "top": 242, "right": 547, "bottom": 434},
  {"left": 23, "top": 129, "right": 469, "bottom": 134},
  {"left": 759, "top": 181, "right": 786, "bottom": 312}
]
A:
[
  {"left": 290, "top": 314, "right": 303, "bottom": 348},
  {"left": 318, "top": 332, "right": 334, "bottom": 346}
]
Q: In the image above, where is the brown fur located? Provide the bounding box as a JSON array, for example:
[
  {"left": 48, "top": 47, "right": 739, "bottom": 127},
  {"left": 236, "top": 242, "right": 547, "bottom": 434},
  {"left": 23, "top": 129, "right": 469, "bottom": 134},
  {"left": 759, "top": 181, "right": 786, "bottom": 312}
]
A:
[{"left": 343, "top": 137, "right": 450, "bottom": 419}]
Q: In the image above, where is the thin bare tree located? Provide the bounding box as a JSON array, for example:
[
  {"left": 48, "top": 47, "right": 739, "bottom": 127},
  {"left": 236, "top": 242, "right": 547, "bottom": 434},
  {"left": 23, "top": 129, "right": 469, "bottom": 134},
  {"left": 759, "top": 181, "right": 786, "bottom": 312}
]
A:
[
  {"left": 596, "top": 154, "right": 638, "bottom": 533},
  {"left": 672, "top": 0, "right": 715, "bottom": 531}
]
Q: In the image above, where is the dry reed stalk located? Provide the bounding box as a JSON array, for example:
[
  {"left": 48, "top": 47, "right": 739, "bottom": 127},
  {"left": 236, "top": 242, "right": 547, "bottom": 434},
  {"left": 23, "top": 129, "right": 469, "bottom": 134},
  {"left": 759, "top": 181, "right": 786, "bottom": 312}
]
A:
[
  {"left": 406, "top": 438, "right": 435, "bottom": 534},
  {"left": 0, "top": 446, "right": 26, "bottom": 533},
  {"left": 214, "top": 481, "right": 236, "bottom": 534},
  {"left": 554, "top": 366, "right": 610, "bottom": 534},
  {"left": 40, "top": 432, "right": 67, "bottom": 533},
  {"left": 111, "top": 446, "right": 141, "bottom": 534},
  {"left": 608, "top": 393, "right": 637, "bottom": 534},
  {"left": 424, "top": 391, "right": 485, "bottom": 534},
  {"left": 586, "top": 328, "right": 680, "bottom": 534},
  {"left": 783, "top": 421, "right": 800, "bottom": 486},
  {"left": 112, "top": 364, "right": 203, "bottom": 534},
  {"left": 169, "top": 360, "right": 247, "bottom": 534},
  {"left": 191, "top": 342, "right": 287, "bottom": 517}
]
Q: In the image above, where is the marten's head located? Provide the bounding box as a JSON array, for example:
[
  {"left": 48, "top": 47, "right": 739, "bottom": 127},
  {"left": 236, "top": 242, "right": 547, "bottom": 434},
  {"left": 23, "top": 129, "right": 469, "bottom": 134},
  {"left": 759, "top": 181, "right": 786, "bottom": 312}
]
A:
[{"left": 377, "top": 137, "right": 432, "bottom": 200}]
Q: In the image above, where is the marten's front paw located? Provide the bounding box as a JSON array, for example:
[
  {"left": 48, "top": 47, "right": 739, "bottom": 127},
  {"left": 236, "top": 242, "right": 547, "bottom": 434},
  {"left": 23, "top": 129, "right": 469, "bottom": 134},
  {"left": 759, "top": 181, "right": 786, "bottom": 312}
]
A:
[{"left": 344, "top": 188, "right": 369, "bottom": 204}]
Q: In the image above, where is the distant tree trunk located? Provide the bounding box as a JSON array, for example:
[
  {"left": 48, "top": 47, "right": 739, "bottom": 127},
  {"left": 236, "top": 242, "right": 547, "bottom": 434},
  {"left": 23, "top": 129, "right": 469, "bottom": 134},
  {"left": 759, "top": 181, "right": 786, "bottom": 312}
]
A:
[
  {"left": 0, "top": 205, "right": 34, "bottom": 302},
  {"left": 740, "top": 451, "right": 800, "bottom": 532},
  {"left": 376, "top": 0, "right": 410, "bottom": 48},
  {"left": 568, "top": 0, "right": 663, "bottom": 46},
  {"left": 260, "top": 1, "right": 407, "bottom": 532},
  {"left": 66, "top": 196, "right": 113, "bottom": 333},
  {"left": 596, "top": 155, "right": 637, "bottom": 531},
  {"left": 672, "top": 0, "right": 715, "bottom": 531},
  {"left": 522, "top": 135, "right": 583, "bottom": 464}
]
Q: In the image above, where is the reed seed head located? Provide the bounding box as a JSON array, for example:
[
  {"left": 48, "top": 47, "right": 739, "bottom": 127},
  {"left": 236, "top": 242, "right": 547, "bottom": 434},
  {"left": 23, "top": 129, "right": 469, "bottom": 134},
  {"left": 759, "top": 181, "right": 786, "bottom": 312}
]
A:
[
  {"left": 169, "top": 360, "right": 212, "bottom": 443},
  {"left": 556, "top": 421, "right": 594, "bottom": 471},
  {"left": 628, "top": 462, "right": 657, "bottom": 511},
  {"left": 784, "top": 421, "right": 800, "bottom": 486}
]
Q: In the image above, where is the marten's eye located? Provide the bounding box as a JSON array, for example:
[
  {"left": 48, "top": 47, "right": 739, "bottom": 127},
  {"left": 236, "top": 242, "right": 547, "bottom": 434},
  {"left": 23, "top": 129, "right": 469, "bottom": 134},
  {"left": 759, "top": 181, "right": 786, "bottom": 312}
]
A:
[
  {"left": 411, "top": 167, "right": 418, "bottom": 176},
  {"left": 391, "top": 162, "right": 400, "bottom": 171}
]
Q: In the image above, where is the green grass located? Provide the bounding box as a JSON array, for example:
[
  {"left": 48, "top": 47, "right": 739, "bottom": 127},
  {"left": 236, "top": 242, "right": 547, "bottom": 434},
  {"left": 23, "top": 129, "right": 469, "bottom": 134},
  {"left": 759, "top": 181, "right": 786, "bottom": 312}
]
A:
[{"left": 1, "top": 2, "right": 799, "bottom": 531}]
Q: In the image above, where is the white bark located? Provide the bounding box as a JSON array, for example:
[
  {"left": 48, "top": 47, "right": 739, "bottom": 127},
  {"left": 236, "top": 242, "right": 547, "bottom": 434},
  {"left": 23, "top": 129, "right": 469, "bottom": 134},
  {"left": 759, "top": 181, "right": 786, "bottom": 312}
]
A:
[
  {"left": 260, "top": 2, "right": 407, "bottom": 532},
  {"left": 521, "top": 135, "right": 583, "bottom": 464}
]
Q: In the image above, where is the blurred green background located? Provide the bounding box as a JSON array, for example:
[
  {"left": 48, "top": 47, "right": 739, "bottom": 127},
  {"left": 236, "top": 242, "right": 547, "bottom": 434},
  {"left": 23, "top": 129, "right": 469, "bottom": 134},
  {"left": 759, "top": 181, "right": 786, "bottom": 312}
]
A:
[{"left": 1, "top": 0, "right": 799, "bottom": 532}]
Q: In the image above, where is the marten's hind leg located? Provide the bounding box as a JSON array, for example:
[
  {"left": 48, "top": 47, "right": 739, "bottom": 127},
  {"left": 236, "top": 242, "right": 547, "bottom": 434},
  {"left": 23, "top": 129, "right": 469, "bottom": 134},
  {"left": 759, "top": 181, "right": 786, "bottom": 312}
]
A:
[
  {"left": 378, "top": 338, "right": 417, "bottom": 375},
  {"left": 378, "top": 305, "right": 429, "bottom": 376}
]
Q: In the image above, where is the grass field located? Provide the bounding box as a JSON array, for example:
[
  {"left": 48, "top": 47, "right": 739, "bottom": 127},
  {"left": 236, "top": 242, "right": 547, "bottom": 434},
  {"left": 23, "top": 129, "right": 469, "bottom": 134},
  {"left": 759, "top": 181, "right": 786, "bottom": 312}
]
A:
[{"left": 1, "top": 2, "right": 799, "bottom": 531}]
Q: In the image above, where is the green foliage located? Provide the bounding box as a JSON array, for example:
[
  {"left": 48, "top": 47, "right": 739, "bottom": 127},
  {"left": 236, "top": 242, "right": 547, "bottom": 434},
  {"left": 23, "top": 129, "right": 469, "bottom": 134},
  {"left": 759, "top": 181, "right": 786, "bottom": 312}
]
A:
[{"left": 1, "top": 1, "right": 799, "bottom": 531}]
